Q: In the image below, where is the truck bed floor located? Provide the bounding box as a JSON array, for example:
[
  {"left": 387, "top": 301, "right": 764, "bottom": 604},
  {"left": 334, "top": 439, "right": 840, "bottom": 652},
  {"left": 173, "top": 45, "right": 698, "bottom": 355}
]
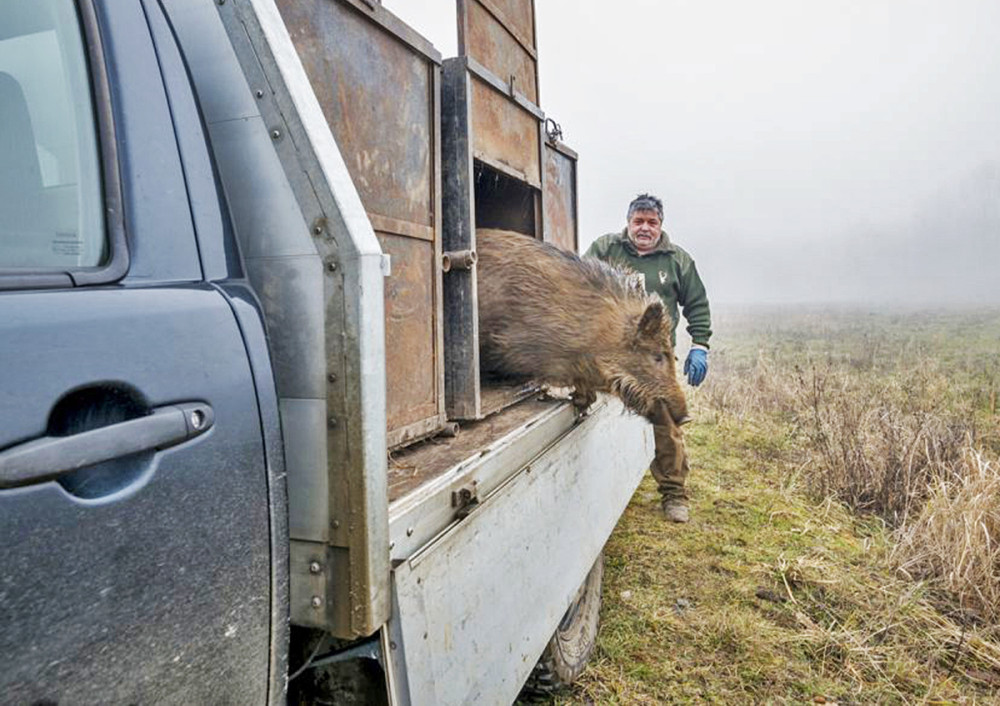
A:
[{"left": 387, "top": 395, "right": 558, "bottom": 502}]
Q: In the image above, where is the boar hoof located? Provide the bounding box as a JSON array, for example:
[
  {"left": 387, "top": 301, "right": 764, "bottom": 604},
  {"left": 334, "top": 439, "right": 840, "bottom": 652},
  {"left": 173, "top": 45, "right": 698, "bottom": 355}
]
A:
[{"left": 571, "top": 388, "right": 597, "bottom": 413}]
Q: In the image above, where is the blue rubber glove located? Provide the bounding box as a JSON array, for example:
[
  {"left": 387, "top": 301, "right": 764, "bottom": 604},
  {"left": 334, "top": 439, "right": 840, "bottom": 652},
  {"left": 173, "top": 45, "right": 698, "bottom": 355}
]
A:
[{"left": 684, "top": 348, "right": 708, "bottom": 387}]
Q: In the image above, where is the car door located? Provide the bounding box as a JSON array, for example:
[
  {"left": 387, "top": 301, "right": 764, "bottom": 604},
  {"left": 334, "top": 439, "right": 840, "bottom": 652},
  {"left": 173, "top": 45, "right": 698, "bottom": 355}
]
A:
[{"left": 0, "top": 1, "right": 272, "bottom": 703}]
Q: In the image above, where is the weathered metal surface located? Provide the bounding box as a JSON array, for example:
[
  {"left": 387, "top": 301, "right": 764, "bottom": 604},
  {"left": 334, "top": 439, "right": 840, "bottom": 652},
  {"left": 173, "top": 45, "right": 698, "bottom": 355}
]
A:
[
  {"left": 471, "top": 76, "right": 541, "bottom": 187},
  {"left": 277, "top": 0, "right": 448, "bottom": 450},
  {"left": 543, "top": 141, "right": 578, "bottom": 252},
  {"left": 479, "top": 379, "right": 539, "bottom": 417},
  {"left": 377, "top": 231, "right": 441, "bottom": 446},
  {"left": 276, "top": 0, "right": 434, "bottom": 227},
  {"left": 387, "top": 397, "right": 653, "bottom": 705},
  {"left": 211, "top": 0, "right": 390, "bottom": 639},
  {"left": 386, "top": 397, "right": 557, "bottom": 506},
  {"left": 464, "top": 0, "right": 537, "bottom": 104},
  {"left": 485, "top": 0, "right": 536, "bottom": 50},
  {"left": 466, "top": 55, "right": 543, "bottom": 119},
  {"left": 441, "top": 58, "right": 482, "bottom": 421},
  {"left": 460, "top": 0, "right": 536, "bottom": 59}
]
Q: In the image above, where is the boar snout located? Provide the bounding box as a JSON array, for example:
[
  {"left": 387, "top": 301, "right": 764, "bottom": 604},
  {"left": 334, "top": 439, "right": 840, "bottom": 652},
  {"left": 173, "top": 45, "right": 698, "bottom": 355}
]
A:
[{"left": 648, "top": 399, "right": 691, "bottom": 427}]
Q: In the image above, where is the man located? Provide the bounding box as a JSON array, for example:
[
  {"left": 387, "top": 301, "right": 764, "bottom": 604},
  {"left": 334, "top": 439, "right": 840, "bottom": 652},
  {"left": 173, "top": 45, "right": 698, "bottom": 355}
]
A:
[{"left": 585, "top": 193, "right": 712, "bottom": 523}]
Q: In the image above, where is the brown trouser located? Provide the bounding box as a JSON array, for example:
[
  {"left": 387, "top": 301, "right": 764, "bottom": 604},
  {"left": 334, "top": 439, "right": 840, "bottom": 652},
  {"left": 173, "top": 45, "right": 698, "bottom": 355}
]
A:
[{"left": 650, "top": 416, "right": 690, "bottom": 501}]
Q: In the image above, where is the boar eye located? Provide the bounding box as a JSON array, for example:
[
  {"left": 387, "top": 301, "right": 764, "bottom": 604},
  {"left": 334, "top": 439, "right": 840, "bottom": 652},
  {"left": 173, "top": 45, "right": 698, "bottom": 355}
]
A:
[{"left": 653, "top": 352, "right": 666, "bottom": 364}]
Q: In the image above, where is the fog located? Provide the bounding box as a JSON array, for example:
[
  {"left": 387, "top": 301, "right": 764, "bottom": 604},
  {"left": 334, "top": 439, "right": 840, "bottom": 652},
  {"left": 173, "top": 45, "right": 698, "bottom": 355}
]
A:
[{"left": 386, "top": 1, "right": 1000, "bottom": 306}]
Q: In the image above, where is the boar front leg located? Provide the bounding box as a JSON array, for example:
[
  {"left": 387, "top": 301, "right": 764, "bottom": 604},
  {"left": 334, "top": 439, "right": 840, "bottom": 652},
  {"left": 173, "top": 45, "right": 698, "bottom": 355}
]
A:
[{"left": 570, "top": 385, "right": 597, "bottom": 414}]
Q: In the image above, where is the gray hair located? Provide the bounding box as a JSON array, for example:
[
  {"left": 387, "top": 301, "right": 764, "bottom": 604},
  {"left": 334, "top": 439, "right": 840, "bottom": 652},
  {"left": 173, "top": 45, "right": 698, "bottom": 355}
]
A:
[{"left": 627, "top": 193, "right": 664, "bottom": 221}]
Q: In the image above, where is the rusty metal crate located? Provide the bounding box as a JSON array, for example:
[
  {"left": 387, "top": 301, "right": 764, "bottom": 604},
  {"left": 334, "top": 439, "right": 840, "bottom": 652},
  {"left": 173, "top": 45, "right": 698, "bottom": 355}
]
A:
[
  {"left": 441, "top": 55, "right": 547, "bottom": 421},
  {"left": 442, "top": 0, "right": 586, "bottom": 420},
  {"left": 276, "top": 0, "right": 447, "bottom": 449}
]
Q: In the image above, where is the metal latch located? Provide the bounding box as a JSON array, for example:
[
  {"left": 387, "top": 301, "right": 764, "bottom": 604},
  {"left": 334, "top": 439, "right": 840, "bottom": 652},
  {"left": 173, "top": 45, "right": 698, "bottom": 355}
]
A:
[
  {"left": 451, "top": 482, "right": 479, "bottom": 520},
  {"left": 545, "top": 117, "right": 564, "bottom": 144}
]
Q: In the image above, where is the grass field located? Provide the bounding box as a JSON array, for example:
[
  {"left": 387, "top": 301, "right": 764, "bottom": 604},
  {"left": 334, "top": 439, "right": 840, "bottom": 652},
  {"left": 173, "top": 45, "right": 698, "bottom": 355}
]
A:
[{"left": 529, "top": 305, "right": 1000, "bottom": 705}]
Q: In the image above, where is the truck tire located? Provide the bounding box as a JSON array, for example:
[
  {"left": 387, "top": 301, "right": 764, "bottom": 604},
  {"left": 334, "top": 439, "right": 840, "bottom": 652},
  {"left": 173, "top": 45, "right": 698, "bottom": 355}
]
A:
[{"left": 522, "top": 552, "right": 604, "bottom": 695}]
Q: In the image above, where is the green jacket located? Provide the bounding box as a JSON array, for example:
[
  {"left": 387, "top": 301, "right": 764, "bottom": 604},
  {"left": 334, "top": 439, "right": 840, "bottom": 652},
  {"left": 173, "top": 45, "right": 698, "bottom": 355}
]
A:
[{"left": 585, "top": 229, "right": 712, "bottom": 348}]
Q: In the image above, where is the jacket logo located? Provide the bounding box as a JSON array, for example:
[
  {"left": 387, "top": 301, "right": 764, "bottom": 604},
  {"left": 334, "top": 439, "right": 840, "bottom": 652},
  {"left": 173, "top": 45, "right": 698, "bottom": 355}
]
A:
[
  {"left": 626, "top": 272, "right": 645, "bottom": 292},
  {"left": 659, "top": 271, "right": 669, "bottom": 285}
]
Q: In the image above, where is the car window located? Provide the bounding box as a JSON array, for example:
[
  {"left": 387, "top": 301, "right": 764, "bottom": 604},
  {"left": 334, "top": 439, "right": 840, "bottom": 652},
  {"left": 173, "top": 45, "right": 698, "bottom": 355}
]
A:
[{"left": 0, "top": 0, "right": 106, "bottom": 269}]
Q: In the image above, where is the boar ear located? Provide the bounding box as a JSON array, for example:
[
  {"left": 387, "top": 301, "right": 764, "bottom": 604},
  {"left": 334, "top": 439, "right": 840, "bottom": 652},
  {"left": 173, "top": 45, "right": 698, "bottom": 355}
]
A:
[{"left": 637, "top": 301, "right": 664, "bottom": 338}]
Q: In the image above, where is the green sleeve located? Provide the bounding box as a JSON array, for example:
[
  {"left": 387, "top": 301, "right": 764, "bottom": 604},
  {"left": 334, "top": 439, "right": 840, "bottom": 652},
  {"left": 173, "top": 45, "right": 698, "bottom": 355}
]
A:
[
  {"left": 678, "top": 259, "right": 712, "bottom": 347},
  {"left": 583, "top": 235, "right": 608, "bottom": 260}
]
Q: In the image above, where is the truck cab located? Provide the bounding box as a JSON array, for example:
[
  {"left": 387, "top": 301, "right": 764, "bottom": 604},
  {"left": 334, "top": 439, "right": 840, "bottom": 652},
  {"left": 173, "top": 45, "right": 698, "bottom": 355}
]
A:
[{"left": 0, "top": 1, "right": 652, "bottom": 704}]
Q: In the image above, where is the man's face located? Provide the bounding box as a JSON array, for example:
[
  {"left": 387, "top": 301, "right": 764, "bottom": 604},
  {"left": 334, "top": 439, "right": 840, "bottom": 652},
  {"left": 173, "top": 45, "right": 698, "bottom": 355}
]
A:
[{"left": 627, "top": 209, "right": 662, "bottom": 254}]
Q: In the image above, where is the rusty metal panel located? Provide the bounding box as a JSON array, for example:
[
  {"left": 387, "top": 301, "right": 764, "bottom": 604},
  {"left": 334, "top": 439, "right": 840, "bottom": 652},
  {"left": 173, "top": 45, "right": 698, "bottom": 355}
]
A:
[
  {"left": 470, "top": 77, "right": 541, "bottom": 187},
  {"left": 488, "top": 0, "right": 536, "bottom": 49},
  {"left": 543, "top": 142, "right": 578, "bottom": 252},
  {"left": 461, "top": 0, "right": 536, "bottom": 55},
  {"left": 277, "top": 0, "right": 447, "bottom": 449},
  {"left": 277, "top": 0, "right": 434, "bottom": 227},
  {"left": 464, "top": 0, "right": 537, "bottom": 104},
  {"left": 378, "top": 232, "right": 443, "bottom": 447}
]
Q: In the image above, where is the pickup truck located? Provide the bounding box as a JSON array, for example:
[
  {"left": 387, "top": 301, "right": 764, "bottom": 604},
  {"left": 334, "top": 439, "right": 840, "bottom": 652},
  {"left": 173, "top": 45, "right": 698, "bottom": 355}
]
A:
[{"left": 0, "top": 1, "right": 652, "bottom": 704}]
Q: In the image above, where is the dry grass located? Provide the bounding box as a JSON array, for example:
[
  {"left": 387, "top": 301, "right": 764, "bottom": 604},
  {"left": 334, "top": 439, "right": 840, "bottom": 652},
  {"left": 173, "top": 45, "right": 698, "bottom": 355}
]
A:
[
  {"left": 526, "top": 306, "right": 1000, "bottom": 704},
  {"left": 704, "top": 306, "right": 1000, "bottom": 622},
  {"left": 893, "top": 450, "right": 1000, "bottom": 624}
]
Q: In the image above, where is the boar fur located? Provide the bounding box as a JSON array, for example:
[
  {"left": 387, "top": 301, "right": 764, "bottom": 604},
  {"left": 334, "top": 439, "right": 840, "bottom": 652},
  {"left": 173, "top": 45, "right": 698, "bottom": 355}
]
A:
[{"left": 476, "top": 228, "right": 688, "bottom": 424}]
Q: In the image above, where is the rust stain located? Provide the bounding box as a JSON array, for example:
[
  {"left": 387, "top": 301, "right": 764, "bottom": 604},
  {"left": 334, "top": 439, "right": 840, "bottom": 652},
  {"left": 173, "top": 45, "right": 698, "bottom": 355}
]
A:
[
  {"left": 477, "top": 0, "right": 535, "bottom": 53},
  {"left": 377, "top": 233, "right": 439, "bottom": 432},
  {"left": 276, "top": 0, "right": 444, "bottom": 444},
  {"left": 467, "top": 0, "right": 537, "bottom": 104},
  {"left": 543, "top": 145, "right": 576, "bottom": 252},
  {"left": 470, "top": 79, "right": 540, "bottom": 183},
  {"left": 278, "top": 0, "right": 434, "bottom": 226}
]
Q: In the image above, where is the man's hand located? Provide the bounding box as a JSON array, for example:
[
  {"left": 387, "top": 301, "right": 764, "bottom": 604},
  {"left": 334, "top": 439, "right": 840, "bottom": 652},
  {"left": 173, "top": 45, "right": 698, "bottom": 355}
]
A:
[{"left": 684, "top": 348, "right": 708, "bottom": 387}]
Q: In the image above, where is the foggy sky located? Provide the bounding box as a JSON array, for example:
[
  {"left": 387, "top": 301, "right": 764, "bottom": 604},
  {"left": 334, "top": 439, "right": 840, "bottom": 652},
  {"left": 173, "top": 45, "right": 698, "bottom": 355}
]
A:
[{"left": 386, "top": 1, "right": 1000, "bottom": 305}]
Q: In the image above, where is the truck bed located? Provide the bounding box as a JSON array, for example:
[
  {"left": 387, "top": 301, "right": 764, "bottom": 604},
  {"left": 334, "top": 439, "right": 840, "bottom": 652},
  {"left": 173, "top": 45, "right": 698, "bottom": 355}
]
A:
[
  {"left": 387, "top": 394, "right": 554, "bottom": 502},
  {"left": 386, "top": 391, "right": 587, "bottom": 563}
]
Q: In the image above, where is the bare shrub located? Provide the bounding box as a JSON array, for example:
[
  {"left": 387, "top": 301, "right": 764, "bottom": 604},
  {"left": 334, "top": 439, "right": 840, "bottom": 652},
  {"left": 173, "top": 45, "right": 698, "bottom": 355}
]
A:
[
  {"left": 793, "top": 360, "right": 973, "bottom": 525},
  {"left": 701, "top": 323, "right": 1000, "bottom": 625},
  {"left": 699, "top": 351, "right": 798, "bottom": 423}
]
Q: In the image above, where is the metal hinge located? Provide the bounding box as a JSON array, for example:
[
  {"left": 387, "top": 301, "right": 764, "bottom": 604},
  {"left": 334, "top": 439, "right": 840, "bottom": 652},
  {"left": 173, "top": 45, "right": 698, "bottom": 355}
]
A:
[
  {"left": 451, "top": 482, "right": 479, "bottom": 520},
  {"left": 545, "top": 117, "right": 564, "bottom": 144}
]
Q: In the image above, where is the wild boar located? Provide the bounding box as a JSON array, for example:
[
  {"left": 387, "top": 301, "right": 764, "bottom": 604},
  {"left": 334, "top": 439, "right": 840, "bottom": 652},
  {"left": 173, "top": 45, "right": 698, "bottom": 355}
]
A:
[{"left": 476, "top": 228, "right": 688, "bottom": 424}]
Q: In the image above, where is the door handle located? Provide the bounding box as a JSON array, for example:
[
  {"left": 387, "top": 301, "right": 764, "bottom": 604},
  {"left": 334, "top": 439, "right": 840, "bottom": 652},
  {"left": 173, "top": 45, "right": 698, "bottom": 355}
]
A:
[{"left": 0, "top": 402, "right": 214, "bottom": 489}]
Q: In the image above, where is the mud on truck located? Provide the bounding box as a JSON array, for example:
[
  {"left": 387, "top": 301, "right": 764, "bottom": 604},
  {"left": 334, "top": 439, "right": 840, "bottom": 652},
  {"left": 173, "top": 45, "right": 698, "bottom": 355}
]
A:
[{"left": 0, "top": 0, "right": 653, "bottom": 704}]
